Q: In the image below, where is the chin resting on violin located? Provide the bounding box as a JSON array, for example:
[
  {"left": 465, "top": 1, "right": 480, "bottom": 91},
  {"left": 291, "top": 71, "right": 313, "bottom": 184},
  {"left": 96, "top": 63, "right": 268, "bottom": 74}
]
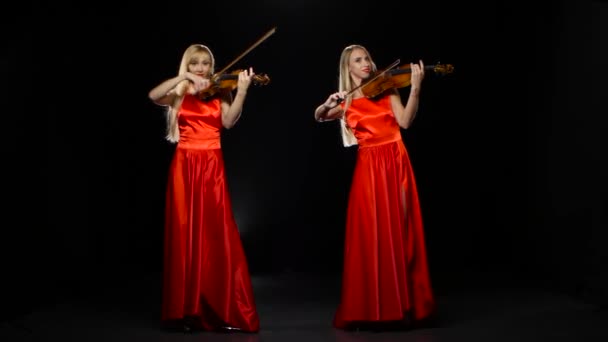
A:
[
  {"left": 314, "top": 49, "right": 424, "bottom": 131},
  {"left": 149, "top": 47, "right": 257, "bottom": 130}
]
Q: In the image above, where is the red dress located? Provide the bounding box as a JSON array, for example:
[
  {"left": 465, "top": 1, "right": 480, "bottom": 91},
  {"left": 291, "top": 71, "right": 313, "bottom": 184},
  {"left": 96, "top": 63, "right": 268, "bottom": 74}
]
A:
[
  {"left": 333, "top": 94, "right": 436, "bottom": 329},
  {"left": 161, "top": 94, "right": 260, "bottom": 332}
]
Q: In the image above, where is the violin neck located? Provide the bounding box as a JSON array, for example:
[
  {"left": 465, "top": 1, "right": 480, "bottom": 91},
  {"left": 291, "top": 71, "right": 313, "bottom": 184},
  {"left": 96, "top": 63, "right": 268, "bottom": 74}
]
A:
[
  {"left": 216, "top": 73, "right": 268, "bottom": 85},
  {"left": 392, "top": 65, "right": 437, "bottom": 75},
  {"left": 217, "top": 74, "right": 238, "bottom": 81}
]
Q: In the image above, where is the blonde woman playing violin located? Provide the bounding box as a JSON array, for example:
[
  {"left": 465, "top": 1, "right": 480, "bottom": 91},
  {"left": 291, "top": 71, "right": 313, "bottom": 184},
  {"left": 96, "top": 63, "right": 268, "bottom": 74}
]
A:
[
  {"left": 314, "top": 44, "right": 436, "bottom": 331},
  {"left": 149, "top": 44, "right": 259, "bottom": 333}
]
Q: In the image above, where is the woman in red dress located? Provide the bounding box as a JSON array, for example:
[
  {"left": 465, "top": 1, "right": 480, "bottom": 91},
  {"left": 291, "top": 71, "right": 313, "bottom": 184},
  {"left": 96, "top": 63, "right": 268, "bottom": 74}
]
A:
[
  {"left": 314, "top": 45, "right": 436, "bottom": 330},
  {"left": 148, "top": 44, "right": 259, "bottom": 333}
]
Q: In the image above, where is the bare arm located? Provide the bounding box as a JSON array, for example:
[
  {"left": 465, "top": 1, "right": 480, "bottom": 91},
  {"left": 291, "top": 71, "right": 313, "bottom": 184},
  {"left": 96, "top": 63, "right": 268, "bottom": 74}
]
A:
[
  {"left": 221, "top": 68, "right": 254, "bottom": 129},
  {"left": 314, "top": 91, "right": 347, "bottom": 122},
  {"left": 391, "top": 60, "right": 424, "bottom": 129},
  {"left": 148, "top": 72, "right": 209, "bottom": 106}
]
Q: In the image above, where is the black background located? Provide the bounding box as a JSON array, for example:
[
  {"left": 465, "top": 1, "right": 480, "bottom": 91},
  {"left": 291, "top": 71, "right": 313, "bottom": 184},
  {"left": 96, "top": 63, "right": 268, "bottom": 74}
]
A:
[{"left": 2, "top": 0, "right": 605, "bottom": 320}]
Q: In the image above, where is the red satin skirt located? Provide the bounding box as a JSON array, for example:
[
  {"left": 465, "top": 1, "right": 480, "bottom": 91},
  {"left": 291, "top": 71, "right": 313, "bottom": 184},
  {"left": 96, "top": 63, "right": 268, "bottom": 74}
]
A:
[
  {"left": 161, "top": 146, "right": 259, "bottom": 332},
  {"left": 333, "top": 140, "right": 436, "bottom": 329}
]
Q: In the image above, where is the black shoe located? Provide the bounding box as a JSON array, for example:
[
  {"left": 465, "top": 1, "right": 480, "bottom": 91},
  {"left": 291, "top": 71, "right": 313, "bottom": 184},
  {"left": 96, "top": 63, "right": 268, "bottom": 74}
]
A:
[{"left": 182, "top": 316, "right": 198, "bottom": 333}]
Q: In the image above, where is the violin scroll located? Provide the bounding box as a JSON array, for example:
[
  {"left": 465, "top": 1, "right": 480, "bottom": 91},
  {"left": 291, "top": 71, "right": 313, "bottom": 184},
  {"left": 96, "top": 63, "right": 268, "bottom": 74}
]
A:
[
  {"left": 251, "top": 73, "right": 271, "bottom": 86},
  {"left": 433, "top": 63, "right": 454, "bottom": 76}
]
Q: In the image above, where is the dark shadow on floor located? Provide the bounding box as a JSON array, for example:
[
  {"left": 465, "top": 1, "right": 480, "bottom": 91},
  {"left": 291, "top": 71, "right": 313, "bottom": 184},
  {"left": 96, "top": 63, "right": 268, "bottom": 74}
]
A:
[{"left": 1, "top": 269, "right": 607, "bottom": 342}]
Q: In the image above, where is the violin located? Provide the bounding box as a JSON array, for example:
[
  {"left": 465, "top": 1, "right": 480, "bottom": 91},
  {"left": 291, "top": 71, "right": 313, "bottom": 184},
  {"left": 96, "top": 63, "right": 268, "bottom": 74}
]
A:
[
  {"left": 198, "top": 70, "right": 271, "bottom": 99},
  {"left": 360, "top": 62, "right": 454, "bottom": 98},
  {"left": 198, "top": 26, "right": 276, "bottom": 100}
]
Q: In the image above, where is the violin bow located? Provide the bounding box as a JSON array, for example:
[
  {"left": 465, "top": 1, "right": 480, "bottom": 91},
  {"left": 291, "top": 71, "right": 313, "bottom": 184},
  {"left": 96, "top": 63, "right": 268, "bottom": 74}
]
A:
[
  {"left": 215, "top": 27, "right": 277, "bottom": 75},
  {"left": 346, "top": 58, "right": 401, "bottom": 97}
]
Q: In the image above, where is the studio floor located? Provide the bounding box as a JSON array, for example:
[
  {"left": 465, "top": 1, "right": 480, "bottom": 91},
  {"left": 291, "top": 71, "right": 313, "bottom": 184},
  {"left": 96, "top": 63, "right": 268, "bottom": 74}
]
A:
[{"left": 1, "top": 269, "right": 606, "bottom": 342}]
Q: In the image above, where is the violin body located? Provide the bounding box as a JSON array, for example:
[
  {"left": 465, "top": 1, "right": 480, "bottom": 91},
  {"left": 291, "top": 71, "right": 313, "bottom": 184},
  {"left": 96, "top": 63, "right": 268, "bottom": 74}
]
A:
[
  {"left": 198, "top": 69, "right": 271, "bottom": 99},
  {"left": 361, "top": 63, "right": 454, "bottom": 98}
]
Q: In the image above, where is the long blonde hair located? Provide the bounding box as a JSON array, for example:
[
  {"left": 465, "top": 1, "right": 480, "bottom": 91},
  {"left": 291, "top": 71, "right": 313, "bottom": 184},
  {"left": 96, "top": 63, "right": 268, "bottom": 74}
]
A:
[
  {"left": 337, "top": 45, "right": 377, "bottom": 147},
  {"left": 165, "top": 44, "right": 216, "bottom": 143}
]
